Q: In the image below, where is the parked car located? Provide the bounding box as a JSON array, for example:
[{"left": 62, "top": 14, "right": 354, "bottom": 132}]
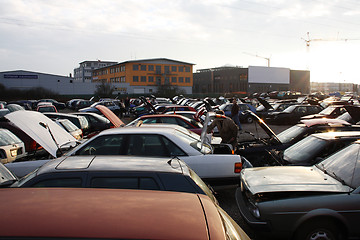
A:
[
  {"left": 266, "top": 131, "right": 360, "bottom": 166},
  {"left": 219, "top": 103, "right": 256, "bottom": 123},
  {"left": 236, "top": 111, "right": 360, "bottom": 166},
  {"left": 236, "top": 140, "right": 360, "bottom": 240},
  {"left": 44, "top": 112, "right": 90, "bottom": 136},
  {"left": 3, "top": 111, "right": 77, "bottom": 158},
  {"left": 79, "top": 101, "right": 122, "bottom": 116},
  {"left": 255, "top": 99, "right": 297, "bottom": 119},
  {"left": 12, "top": 155, "right": 215, "bottom": 199},
  {"left": 0, "top": 128, "right": 26, "bottom": 163},
  {"left": 0, "top": 188, "right": 250, "bottom": 239},
  {"left": 65, "top": 124, "right": 242, "bottom": 185},
  {"left": 37, "top": 99, "right": 66, "bottom": 109},
  {"left": 74, "top": 99, "right": 95, "bottom": 110},
  {"left": 36, "top": 103, "right": 58, "bottom": 113},
  {"left": 301, "top": 104, "right": 347, "bottom": 120},
  {"left": 127, "top": 114, "right": 204, "bottom": 135},
  {"left": 54, "top": 119, "right": 83, "bottom": 140},
  {"left": 265, "top": 104, "right": 323, "bottom": 125},
  {"left": 71, "top": 112, "right": 113, "bottom": 134}
]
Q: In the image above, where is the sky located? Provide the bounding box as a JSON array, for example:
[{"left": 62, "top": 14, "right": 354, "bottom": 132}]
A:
[{"left": 1, "top": 0, "right": 360, "bottom": 84}]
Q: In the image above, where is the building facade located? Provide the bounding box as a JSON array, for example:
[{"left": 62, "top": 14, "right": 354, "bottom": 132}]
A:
[
  {"left": 92, "top": 58, "right": 194, "bottom": 95},
  {"left": 311, "top": 82, "right": 359, "bottom": 94},
  {"left": 74, "top": 60, "right": 118, "bottom": 82},
  {"left": 193, "top": 66, "right": 310, "bottom": 96}
]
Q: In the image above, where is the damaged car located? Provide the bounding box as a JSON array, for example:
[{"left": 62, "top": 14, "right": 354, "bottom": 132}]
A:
[{"left": 236, "top": 140, "right": 360, "bottom": 240}]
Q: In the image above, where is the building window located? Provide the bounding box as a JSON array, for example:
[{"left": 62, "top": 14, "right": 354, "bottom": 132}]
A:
[
  {"left": 171, "top": 77, "right": 177, "bottom": 83},
  {"left": 141, "top": 76, "right": 146, "bottom": 82},
  {"left": 185, "top": 77, "right": 190, "bottom": 83},
  {"left": 179, "top": 77, "right": 184, "bottom": 83},
  {"left": 148, "top": 65, "right": 154, "bottom": 71},
  {"left": 156, "top": 65, "right": 161, "bottom": 74},
  {"left": 171, "top": 66, "right": 177, "bottom": 72},
  {"left": 179, "top": 66, "right": 184, "bottom": 72},
  {"left": 133, "top": 76, "right": 139, "bottom": 82},
  {"left": 164, "top": 66, "right": 170, "bottom": 74},
  {"left": 165, "top": 77, "right": 170, "bottom": 84},
  {"left": 148, "top": 76, "right": 154, "bottom": 82},
  {"left": 185, "top": 66, "right": 190, "bottom": 72},
  {"left": 120, "top": 76, "right": 126, "bottom": 82},
  {"left": 120, "top": 65, "right": 126, "bottom": 72},
  {"left": 133, "top": 65, "right": 139, "bottom": 71},
  {"left": 116, "top": 67, "right": 120, "bottom": 72},
  {"left": 140, "top": 65, "right": 147, "bottom": 71}
]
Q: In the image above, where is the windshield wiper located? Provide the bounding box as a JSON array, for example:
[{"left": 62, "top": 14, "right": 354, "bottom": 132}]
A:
[{"left": 330, "top": 171, "right": 347, "bottom": 185}]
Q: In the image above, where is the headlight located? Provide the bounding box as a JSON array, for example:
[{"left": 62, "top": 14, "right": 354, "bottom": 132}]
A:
[{"left": 10, "top": 149, "right": 17, "bottom": 157}]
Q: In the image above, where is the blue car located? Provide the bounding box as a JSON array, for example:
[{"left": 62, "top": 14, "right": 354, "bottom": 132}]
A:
[{"left": 219, "top": 103, "right": 256, "bottom": 123}]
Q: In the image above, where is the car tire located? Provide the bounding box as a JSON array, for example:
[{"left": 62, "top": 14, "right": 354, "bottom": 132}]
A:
[
  {"left": 294, "top": 219, "right": 344, "bottom": 240},
  {"left": 246, "top": 116, "right": 253, "bottom": 123}
]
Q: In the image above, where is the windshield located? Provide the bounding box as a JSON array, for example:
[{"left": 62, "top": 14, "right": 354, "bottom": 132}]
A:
[
  {"left": 283, "top": 105, "right": 296, "bottom": 113},
  {"left": 0, "top": 162, "right": 17, "bottom": 186},
  {"left": 0, "top": 129, "right": 22, "bottom": 146},
  {"left": 316, "top": 143, "right": 360, "bottom": 189},
  {"left": 173, "top": 129, "right": 211, "bottom": 154},
  {"left": 319, "top": 106, "right": 336, "bottom": 115},
  {"left": 277, "top": 125, "right": 306, "bottom": 144},
  {"left": 283, "top": 135, "right": 328, "bottom": 163}
]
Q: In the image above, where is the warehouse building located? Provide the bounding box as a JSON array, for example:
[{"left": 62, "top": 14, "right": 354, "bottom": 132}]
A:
[{"left": 193, "top": 66, "right": 310, "bottom": 96}]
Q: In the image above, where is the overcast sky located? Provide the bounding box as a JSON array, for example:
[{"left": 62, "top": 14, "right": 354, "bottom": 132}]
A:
[{"left": 1, "top": 0, "right": 360, "bottom": 83}]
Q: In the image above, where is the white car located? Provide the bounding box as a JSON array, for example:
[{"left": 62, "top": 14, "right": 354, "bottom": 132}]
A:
[
  {"left": 0, "top": 128, "right": 27, "bottom": 164},
  {"left": 65, "top": 124, "right": 243, "bottom": 185}
]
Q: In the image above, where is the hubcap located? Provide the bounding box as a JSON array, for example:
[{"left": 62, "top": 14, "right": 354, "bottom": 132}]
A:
[{"left": 310, "top": 231, "right": 331, "bottom": 240}]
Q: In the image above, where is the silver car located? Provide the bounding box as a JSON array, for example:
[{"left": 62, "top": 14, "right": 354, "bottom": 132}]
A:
[{"left": 0, "top": 128, "right": 26, "bottom": 164}]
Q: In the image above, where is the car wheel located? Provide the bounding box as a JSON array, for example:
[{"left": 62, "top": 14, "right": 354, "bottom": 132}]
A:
[
  {"left": 246, "top": 116, "right": 253, "bottom": 123},
  {"left": 294, "top": 219, "right": 344, "bottom": 240}
]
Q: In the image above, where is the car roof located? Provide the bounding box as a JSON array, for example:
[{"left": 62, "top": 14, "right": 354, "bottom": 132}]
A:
[
  {"left": 300, "top": 118, "right": 351, "bottom": 127},
  {"left": 312, "top": 131, "right": 360, "bottom": 140},
  {"left": 0, "top": 188, "right": 221, "bottom": 239},
  {"left": 99, "top": 124, "right": 188, "bottom": 135},
  {"left": 44, "top": 112, "right": 81, "bottom": 119},
  {"left": 36, "top": 156, "right": 189, "bottom": 176}
]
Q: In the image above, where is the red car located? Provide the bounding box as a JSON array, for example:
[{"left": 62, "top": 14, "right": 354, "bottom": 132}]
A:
[
  {"left": 0, "top": 188, "right": 250, "bottom": 240},
  {"left": 127, "top": 114, "right": 204, "bottom": 135}
]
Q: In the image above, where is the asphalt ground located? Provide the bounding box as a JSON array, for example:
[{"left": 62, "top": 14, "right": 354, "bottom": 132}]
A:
[{"left": 214, "top": 122, "right": 291, "bottom": 240}]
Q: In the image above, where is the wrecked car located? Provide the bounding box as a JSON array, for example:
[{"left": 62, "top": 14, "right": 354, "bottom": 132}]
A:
[{"left": 236, "top": 140, "right": 360, "bottom": 240}]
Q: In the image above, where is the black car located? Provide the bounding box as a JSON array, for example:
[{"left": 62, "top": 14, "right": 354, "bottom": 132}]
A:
[
  {"left": 37, "top": 99, "right": 66, "bottom": 110},
  {"left": 255, "top": 98, "right": 297, "bottom": 119},
  {"left": 236, "top": 140, "right": 360, "bottom": 240},
  {"left": 71, "top": 112, "right": 113, "bottom": 134},
  {"left": 236, "top": 111, "right": 360, "bottom": 167},
  {"left": 43, "top": 112, "right": 90, "bottom": 136},
  {"left": 267, "top": 131, "right": 360, "bottom": 166},
  {"left": 265, "top": 104, "right": 323, "bottom": 125},
  {"left": 301, "top": 105, "right": 347, "bottom": 120},
  {"left": 11, "top": 155, "right": 217, "bottom": 200}
]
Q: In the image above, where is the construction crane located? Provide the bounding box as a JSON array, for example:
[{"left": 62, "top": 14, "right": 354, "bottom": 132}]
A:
[
  {"left": 243, "top": 52, "right": 271, "bottom": 67},
  {"left": 302, "top": 32, "right": 360, "bottom": 51}
]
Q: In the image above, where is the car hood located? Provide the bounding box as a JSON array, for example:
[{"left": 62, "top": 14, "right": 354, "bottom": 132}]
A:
[
  {"left": 95, "top": 105, "right": 125, "bottom": 127},
  {"left": 256, "top": 97, "right": 273, "bottom": 110},
  {"left": 246, "top": 111, "right": 281, "bottom": 143},
  {"left": 344, "top": 105, "right": 360, "bottom": 123},
  {"left": 5, "top": 111, "right": 77, "bottom": 158},
  {"left": 242, "top": 166, "right": 350, "bottom": 195}
]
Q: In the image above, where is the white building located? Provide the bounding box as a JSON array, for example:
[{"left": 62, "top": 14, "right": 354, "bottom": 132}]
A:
[{"left": 74, "top": 60, "right": 117, "bottom": 82}]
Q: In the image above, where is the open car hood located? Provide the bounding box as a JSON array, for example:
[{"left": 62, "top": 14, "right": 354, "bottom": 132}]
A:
[
  {"left": 256, "top": 97, "right": 273, "bottom": 110},
  {"left": 5, "top": 111, "right": 77, "bottom": 158},
  {"left": 300, "top": 118, "right": 351, "bottom": 127},
  {"left": 246, "top": 111, "right": 281, "bottom": 144},
  {"left": 95, "top": 105, "right": 125, "bottom": 127},
  {"left": 344, "top": 105, "right": 360, "bottom": 123}
]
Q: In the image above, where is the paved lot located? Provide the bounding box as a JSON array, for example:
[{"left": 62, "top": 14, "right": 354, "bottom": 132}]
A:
[{"left": 216, "top": 122, "right": 291, "bottom": 239}]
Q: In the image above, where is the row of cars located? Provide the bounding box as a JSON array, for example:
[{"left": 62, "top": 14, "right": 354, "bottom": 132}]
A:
[
  {"left": 2, "top": 94, "right": 360, "bottom": 239},
  {"left": 0, "top": 99, "right": 252, "bottom": 239}
]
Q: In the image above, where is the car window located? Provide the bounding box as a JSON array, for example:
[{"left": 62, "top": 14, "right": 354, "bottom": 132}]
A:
[
  {"left": 74, "top": 135, "right": 125, "bottom": 155},
  {"left": 127, "top": 134, "right": 173, "bottom": 157},
  {"left": 90, "top": 177, "right": 159, "bottom": 190},
  {"left": 317, "top": 143, "right": 360, "bottom": 188},
  {"left": 32, "top": 178, "right": 82, "bottom": 187},
  {"left": 142, "top": 118, "right": 158, "bottom": 124}
]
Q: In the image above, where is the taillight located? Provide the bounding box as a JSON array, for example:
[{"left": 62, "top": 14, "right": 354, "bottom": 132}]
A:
[
  {"left": 234, "top": 162, "right": 242, "bottom": 173},
  {"left": 30, "top": 140, "right": 37, "bottom": 151}
]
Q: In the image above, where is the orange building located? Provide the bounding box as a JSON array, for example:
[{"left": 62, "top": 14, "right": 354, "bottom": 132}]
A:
[{"left": 92, "top": 58, "right": 194, "bottom": 94}]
